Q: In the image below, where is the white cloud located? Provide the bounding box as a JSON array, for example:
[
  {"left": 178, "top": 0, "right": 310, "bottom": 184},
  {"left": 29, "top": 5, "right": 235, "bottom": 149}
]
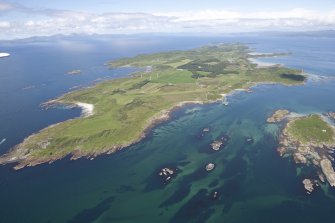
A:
[
  {"left": 154, "top": 8, "right": 334, "bottom": 23},
  {"left": 0, "top": 21, "right": 10, "bottom": 28},
  {"left": 0, "top": 2, "right": 13, "bottom": 11},
  {"left": 1, "top": 8, "right": 335, "bottom": 39}
]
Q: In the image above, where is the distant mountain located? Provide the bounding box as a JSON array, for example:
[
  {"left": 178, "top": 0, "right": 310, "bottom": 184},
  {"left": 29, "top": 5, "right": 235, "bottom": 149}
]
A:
[
  {"left": 262, "top": 30, "right": 335, "bottom": 38},
  {"left": 1, "top": 30, "right": 335, "bottom": 44}
]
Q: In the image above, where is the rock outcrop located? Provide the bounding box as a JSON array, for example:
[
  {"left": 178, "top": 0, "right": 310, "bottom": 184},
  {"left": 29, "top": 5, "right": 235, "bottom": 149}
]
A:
[
  {"left": 276, "top": 112, "right": 335, "bottom": 193},
  {"left": 210, "top": 134, "right": 230, "bottom": 151},
  {"left": 302, "top": 179, "right": 316, "bottom": 194},
  {"left": 320, "top": 159, "right": 335, "bottom": 187},
  {"left": 158, "top": 167, "right": 177, "bottom": 183},
  {"left": 206, "top": 163, "right": 215, "bottom": 171},
  {"left": 267, "top": 109, "right": 290, "bottom": 123}
]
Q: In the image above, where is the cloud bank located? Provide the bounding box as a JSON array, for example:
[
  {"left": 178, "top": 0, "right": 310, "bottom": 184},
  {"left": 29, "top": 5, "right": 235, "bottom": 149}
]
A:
[{"left": 1, "top": 1, "right": 335, "bottom": 40}]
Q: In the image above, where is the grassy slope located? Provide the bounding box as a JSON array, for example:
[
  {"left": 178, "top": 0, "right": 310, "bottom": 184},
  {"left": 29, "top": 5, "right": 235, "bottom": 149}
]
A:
[
  {"left": 287, "top": 115, "right": 335, "bottom": 144},
  {"left": 1, "top": 43, "right": 307, "bottom": 166}
]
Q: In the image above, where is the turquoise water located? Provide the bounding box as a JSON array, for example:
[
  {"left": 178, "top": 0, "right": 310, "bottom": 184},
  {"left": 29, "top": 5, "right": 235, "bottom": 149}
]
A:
[{"left": 1, "top": 34, "right": 335, "bottom": 222}]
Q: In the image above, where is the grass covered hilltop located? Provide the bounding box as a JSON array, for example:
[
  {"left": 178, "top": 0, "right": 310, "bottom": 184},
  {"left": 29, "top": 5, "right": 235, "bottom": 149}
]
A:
[
  {"left": 272, "top": 111, "right": 335, "bottom": 193},
  {"left": 0, "top": 43, "right": 306, "bottom": 169}
]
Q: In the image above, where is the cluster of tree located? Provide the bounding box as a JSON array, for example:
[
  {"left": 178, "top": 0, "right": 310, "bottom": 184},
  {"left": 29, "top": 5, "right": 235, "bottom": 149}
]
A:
[
  {"left": 178, "top": 60, "right": 237, "bottom": 78},
  {"left": 280, "top": 73, "right": 306, "bottom": 81},
  {"left": 111, "top": 88, "right": 127, "bottom": 95},
  {"left": 129, "top": 79, "right": 150, "bottom": 90},
  {"left": 124, "top": 98, "right": 145, "bottom": 110}
]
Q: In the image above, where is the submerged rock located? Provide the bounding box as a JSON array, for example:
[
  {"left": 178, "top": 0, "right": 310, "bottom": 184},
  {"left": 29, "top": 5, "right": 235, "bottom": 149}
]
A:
[
  {"left": 317, "top": 171, "right": 326, "bottom": 183},
  {"left": 245, "top": 136, "right": 254, "bottom": 145},
  {"left": 203, "top": 128, "right": 210, "bottom": 133},
  {"left": 196, "top": 127, "right": 211, "bottom": 139},
  {"left": 211, "top": 191, "right": 220, "bottom": 200}
]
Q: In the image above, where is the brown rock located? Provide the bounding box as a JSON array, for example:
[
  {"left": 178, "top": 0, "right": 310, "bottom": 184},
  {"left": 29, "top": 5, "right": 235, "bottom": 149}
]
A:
[
  {"left": 320, "top": 159, "right": 335, "bottom": 187},
  {"left": 302, "top": 179, "right": 315, "bottom": 194},
  {"left": 293, "top": 152, "right": 308, "bottom": 164},
  {"left": 206, "top": 163, "right": 215, "bottom": 171},
  {"left": 267, "top": 109, "right": 290, "bottom": 123}
]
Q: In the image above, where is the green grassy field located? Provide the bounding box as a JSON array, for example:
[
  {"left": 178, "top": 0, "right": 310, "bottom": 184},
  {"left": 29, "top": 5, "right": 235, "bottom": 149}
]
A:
[
  {"left": 0, "top": 43, "right": 307, "bottom": 168},
  {"left": 287, "top": 115, "right": 335, "bottom": 144}
]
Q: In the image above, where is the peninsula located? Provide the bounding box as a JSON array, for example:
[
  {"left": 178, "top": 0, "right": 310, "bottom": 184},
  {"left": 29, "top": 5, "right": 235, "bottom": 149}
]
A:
[{"left": 0, "top": 43, "right": 306, "bottom": 169}]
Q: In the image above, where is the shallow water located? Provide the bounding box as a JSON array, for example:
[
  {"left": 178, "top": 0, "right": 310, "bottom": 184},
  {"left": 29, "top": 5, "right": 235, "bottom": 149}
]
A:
[{"left": 0, "top": 34, "right": 335, "bottom": 223}]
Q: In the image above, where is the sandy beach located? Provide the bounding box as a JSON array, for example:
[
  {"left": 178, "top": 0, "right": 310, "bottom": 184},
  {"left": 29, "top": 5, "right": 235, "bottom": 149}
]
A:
[
  {"left": 75, "top": 102, "right": 94, "bottom": 117},
  {"left": 248, "top": 58, "right": 280, "bottom": 68}
]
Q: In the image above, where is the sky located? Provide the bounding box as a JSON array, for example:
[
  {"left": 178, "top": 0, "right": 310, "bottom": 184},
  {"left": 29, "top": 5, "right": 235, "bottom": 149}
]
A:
[{"left": 1, "top": 0, "right": 335, "bottom": 39}]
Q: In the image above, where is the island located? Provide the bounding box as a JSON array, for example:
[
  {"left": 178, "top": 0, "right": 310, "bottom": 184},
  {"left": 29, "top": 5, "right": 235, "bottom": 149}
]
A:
[
  {"left": 0, "top": 43, "right": 306, "bottom": 169},
  {"left": 67, "top": 70, "right": 82, "bottom": 75},
  {"left": 267, "top": 109, "right": 290, "bottom": 123},
  {"left": 272, "top": 111, "right": 335, "bottom": 192}
]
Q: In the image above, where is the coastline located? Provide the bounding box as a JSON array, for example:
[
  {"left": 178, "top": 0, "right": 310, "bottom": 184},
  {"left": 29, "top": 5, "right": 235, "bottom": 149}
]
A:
[
  {"left": 248, "top": 58, "right": 281, "bottom": 68},
  {"left": 0, "top": 44, "right": 308, "bottom": 170},
  {"left": 0, "top": 97, "right": 210, "bottom": 169},
  {"left": 247, "top": 51, "right": 289, "bottom": 68},
  {"left": 275, "top": 112, "right": 335, "bottom": 192},
  {"left": 0, "top": 80, "right": 303, "bottom": 170}
]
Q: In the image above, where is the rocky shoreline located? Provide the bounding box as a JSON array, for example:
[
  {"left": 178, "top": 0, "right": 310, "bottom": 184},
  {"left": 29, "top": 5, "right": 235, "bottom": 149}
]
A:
[
  {"left": 267, "top": 109, "right": 290, "bottom": 123},
  {"left": 270, "top": 110, "right": 335, "bottom": 193},
  {"left": 0, "top": 99, "right": 206, "bottom": 170},
  {"left": 0, "top": 78, "right": 305, "bottom": 170}
]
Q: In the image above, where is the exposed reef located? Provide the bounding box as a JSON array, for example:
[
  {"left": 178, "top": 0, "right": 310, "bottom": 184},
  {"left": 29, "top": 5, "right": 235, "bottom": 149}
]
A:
[
  {"left": 210, "top": 134, "right": 230, "bottom": 151},
  {"left": 302, "top": 179, "right": 317, "bottom": 194},
  {"left": 158, "top": 167, "right": 178, "bottom": 184},
  {"left": 206, "top": 163, "right": 215, "bottom": 171}
]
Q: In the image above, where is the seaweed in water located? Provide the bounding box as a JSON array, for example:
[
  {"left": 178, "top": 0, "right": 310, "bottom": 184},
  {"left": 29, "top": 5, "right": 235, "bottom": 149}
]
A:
[
  {"left": 67, "top": 196, "right": 115, "bottom": 223},
  {"left": 169, "top": 189, "right": 215, "bottom": 223}
]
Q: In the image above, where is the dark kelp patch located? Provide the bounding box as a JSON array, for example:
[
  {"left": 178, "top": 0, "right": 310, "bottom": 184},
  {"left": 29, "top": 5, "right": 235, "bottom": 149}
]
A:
[{"left": 67, "top": 196, "right": 115, "bottom": 223}]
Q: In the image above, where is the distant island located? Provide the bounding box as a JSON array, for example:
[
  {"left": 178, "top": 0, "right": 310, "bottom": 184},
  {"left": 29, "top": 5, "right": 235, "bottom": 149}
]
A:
[
  {"left": 0, "top": 52, "right": 10, "bottom": 58},
  {"left": 67, "top": 69, "right": 82, "bottom": 75},
  {"left": 268, "top": 110, "right": 335, "bottom": 193},
  {"left": 0, "top": 43, "right": 306, "bottom": 169}
]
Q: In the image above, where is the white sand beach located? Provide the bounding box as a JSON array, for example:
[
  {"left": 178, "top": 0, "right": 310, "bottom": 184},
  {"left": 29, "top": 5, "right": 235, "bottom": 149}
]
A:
[
  {"left": 75, "top": 102, "right": 94, "bottom": 117},
  {"left": 248, "top": 58, "right": 280, "bottom": 68}
]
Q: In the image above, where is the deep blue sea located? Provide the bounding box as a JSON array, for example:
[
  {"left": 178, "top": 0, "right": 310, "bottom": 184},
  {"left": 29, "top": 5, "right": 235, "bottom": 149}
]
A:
[{"left": 0, "top": 34, "right": 335, "bottom": 223}]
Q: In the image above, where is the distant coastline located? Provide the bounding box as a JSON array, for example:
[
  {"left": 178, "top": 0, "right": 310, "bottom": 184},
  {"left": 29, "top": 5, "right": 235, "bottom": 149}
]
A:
[{"left": 247, "top": 52, "right": 287, "bottom": 68}]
